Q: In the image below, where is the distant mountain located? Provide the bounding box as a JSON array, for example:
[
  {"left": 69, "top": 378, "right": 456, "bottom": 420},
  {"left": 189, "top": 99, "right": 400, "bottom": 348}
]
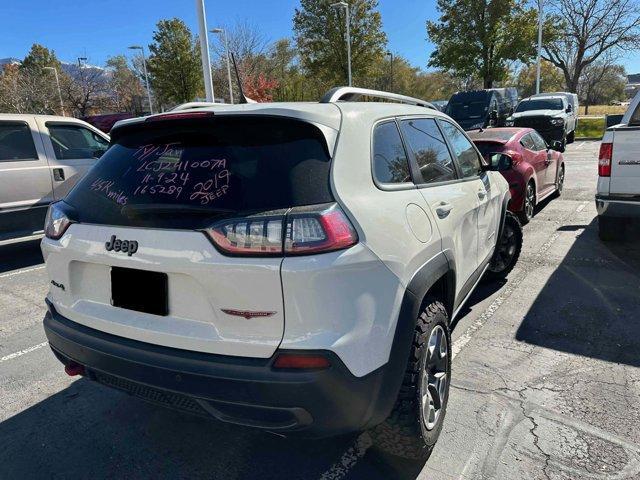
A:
[
  {"left": 0, "top": 57, "right": 107, "bottom": 79},
  {"left": 0, "top": 57, "right": 21, "bottom": 67}
]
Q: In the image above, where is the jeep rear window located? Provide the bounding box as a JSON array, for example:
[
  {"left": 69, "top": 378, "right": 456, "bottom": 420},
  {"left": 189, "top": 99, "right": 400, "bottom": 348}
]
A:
[{"left": 64, "top": 116, "right": 333, "bottom": 229}]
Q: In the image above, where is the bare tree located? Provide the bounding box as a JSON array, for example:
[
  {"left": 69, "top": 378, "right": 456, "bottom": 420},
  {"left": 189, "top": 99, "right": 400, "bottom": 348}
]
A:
[
  {"left": 543, "top": 0, "right": 640, "bottom": 92},
  {"left": 579, "top": 57, "right": 626, "bottom": 113},
  {"left": 65, "top": 64, "right": 108, "bottom": 117}
]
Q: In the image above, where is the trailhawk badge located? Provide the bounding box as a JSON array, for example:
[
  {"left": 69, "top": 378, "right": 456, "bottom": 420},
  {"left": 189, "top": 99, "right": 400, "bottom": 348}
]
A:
[
  {"left": 105, "top": 235, "right": 139, "bottom": 256},
  {"left": 221, "top": 309, "right": 276, "bottom": 320}
]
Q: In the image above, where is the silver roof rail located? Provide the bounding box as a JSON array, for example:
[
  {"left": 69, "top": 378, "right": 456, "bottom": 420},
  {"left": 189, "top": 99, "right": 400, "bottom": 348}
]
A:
[{"left": 320, "top": 86, "right": 435, "bottom": 109}]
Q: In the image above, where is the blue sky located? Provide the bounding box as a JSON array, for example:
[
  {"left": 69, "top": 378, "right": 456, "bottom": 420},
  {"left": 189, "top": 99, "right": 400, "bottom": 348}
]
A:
[{"left": 2, "top": 0, "right": 640, "bottom": 74}]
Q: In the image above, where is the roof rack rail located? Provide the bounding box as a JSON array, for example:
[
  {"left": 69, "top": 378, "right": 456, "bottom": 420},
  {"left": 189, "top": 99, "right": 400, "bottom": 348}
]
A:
[{"left": 320, "top": 86, "right": 435, "bottom": 109}]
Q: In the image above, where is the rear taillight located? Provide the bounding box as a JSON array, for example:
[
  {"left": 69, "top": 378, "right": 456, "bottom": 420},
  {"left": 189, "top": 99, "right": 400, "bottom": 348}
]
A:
[
  {"left": 44, "top": 202, "right": 74, "bottom": 240},
  {"left": 204, "top": 203, "right": 358, "bottom": 256},
  {"left": 598, "top": 143, "right": 613, "bottom": 177}
]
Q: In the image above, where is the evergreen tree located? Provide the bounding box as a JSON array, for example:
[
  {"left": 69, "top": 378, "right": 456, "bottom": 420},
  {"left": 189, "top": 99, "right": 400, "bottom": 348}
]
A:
[{"left": 147, "top": 18, "right": 203, "bottom": 107}]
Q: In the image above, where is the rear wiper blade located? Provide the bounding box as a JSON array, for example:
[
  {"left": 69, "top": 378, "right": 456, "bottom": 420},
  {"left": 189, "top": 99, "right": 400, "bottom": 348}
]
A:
[{"left": 121, "top": 204, "right": 236, "bottom": 216}]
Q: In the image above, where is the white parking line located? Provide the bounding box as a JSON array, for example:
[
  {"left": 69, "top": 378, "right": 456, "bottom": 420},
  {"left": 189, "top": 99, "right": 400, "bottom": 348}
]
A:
[
  {"left": 0, "top": 342, "right": 48, "bottom": 363},
  {"left": 0, "top": 265, "right": 45, "bottom": 279}
]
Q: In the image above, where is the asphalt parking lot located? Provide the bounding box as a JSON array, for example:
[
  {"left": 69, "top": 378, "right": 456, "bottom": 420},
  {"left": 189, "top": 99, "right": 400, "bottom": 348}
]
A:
[{"left": 1, "top": 140, "right": 639, "bottom": 479}]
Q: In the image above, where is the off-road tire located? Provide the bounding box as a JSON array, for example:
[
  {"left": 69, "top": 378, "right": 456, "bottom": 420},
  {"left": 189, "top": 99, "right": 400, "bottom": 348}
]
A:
[
  {"left": 369, "top": 300, "right": 451, "bottom": 460},
  {"left": 486, "top": 211, "right": 522, "bottom": 280},
  {"left": 567, "top": 130, "right": 575, "bottom": 144}
]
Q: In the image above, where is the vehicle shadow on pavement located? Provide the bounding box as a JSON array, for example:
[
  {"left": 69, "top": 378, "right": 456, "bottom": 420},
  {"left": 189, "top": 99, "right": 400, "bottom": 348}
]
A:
[
  {"left": 0, "top": 239, "right": 43, "bottom": 274},
  {"left": 0, "top": 376, "right": 361, "bottom": 479},
  {"left": 515, "top": 218, "right": 640, "bottom": 367}
]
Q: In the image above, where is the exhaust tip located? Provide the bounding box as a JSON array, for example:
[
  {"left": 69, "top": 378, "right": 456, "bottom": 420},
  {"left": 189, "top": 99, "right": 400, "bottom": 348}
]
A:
[{"left": 64, "top": 362, "right": 85, "bottom": 377}]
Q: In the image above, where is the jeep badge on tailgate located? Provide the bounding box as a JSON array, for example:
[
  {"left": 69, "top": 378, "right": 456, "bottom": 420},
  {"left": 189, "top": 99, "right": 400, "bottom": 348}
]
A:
[{"left": 105, "top": 235, "right": 139, "bottom": 256}]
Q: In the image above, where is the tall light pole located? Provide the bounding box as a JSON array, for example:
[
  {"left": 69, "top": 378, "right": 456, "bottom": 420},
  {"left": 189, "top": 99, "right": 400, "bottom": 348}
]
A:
[
  {"left": 211, "top": 28, "right": 233, "bottom": 104},
  {"left": 535, "top": 0, "right": 543, "bottom": 94},
  {"left": 128, "top": 45, "right": 154, "bottom": 114},
  {"left": 386, "top": 51, "right": 394, "bottom": 91},
  {"left": 43, "top": 67, "right": 65, "bottom": 116},
  {"left": 195, "top": 0, "right": 215, "bottom": 102},
  {"left": 331, "top": 1, "right": 352, "bottom": 87}
]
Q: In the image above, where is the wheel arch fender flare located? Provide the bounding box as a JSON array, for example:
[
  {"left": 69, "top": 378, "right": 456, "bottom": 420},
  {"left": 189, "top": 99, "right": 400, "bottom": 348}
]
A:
[{"left": 364, "top": 252, "right": 454, "bottom": 429}]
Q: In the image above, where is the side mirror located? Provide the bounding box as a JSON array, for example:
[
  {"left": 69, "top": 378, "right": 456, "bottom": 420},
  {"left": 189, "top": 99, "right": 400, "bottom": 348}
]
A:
[
  {"left": 488, "top": 153, "right": 513, "bottom": 171},
  {"left": 566, "top": 105, "right": 572, "bottom": 113},
  {"left": 551, "top": 141, "right": 563, "bottom": 151}
]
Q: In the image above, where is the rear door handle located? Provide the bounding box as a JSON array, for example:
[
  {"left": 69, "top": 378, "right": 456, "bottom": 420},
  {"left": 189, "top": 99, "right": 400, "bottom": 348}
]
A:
[
  {"left": 53, "top": 168, "right": 65, "bottom": 181},
  {"left": 435, "top": 202, "right": 454, "bottom": 218}
]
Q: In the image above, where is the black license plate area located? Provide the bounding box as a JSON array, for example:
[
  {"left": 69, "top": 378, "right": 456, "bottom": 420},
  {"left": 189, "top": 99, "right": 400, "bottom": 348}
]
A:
[{"left": 111, "top": 267, "right": 168, "bottom": 316}]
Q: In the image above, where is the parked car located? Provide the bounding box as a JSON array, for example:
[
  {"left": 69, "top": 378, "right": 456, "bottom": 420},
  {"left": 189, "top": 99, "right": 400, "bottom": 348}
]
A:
[
  {"left": 82, "top": 113, "right": 134, "bottom": 134},
  {"left": 41, "top": 87, "right": 521, "bottom": 461},
  {"left": 506, "top": 93, "right": 578, "bottom": 150},
  {"left": 469, "top": 127, "right": 565, "bottom": 225},
  {"left": 596, "top": 90, "right": 640, "bottom": 240},
  {"left": 445, "top": 88, "right": 518, "bottom": 131},
  {"left": 0, "top": 114, "right": 110, "bottom": 241},
  {"left": 430, "top": 100, "right": 448, "bottom": 112}
]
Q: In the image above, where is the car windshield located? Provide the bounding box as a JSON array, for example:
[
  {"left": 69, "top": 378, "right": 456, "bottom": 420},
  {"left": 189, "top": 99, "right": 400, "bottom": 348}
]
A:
[
  {"left": 472, "top": 141, "right": 505, "bottom": 160},
  {"left": 446, "top": 101, "right": 488, "bottom": 120},
  {"left": 516, "top": 99, "right": 564, "bottom": 112},
  {"left": 65, "top": 116, "right": 333, "bottom": 229},
  {"left": 468, "top": 130, "right": 516, "bottom": 142}
]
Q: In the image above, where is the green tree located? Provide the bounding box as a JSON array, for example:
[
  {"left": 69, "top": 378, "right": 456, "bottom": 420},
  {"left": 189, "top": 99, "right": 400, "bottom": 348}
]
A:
[
  {"left": 147, "top": 18, "right": 203, "bottom": 107},
  {"left": 293, "top": 0, "right": 387, "bottom": 93},
  {"left": 515, "top": 60, "right": 565, "bottom": 97},
  {"left": 20, "top": 43, "right": 62, "bottom": 71},
  {"left": 105, "top": 55, "right": 146, "bottom": 113},
  {"left": 427, "top": 0, "right": 541, "bottom": 88}
]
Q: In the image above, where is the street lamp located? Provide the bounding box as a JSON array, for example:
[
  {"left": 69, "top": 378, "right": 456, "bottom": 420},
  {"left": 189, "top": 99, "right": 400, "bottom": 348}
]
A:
[
  {"left": 386, "top": 51, "right": 394, "bottom": 91},
  {"left": 535, "top": 0, "right": 543, "bottom": 94},
  {"left": 195, "top": 0, "right": 215, "bottom": 102},
  {"left": 331, "top": 1, "right": 352, "bottom": 87},
  {"left": 43, "top": 67, "right": 65, "bottom": 116},
  {"left": 211, "top": 28, "right": 234, "bottom": 104},
  {"left": 128, "top": 45, "right": 154, "bottom": 114}
]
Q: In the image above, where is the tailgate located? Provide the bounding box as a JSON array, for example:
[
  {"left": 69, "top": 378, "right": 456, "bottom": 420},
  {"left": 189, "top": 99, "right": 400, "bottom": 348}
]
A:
[
  {"left": 610, "top": 127, "right": 640, "bottom": 195},
  {"left": 43, "top": 223, "right": 284, "bottom": 358}
]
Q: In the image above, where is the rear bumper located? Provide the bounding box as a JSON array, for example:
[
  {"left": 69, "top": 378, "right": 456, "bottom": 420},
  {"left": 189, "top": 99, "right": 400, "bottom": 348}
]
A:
[
  {"left": 596, "top": 194, "right": 640, "bottom": 219},
  {"left": 43, "top": 300, "right": 393, "bottom": 438}
]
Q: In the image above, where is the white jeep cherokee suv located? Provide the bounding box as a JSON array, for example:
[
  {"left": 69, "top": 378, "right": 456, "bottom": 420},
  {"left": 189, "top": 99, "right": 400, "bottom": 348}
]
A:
[
  {"left": 597, "top": 90, "right": 640, "bottom": 241},
  {"left": 42, "top": 87, "right": 520, "bottom": 459}
]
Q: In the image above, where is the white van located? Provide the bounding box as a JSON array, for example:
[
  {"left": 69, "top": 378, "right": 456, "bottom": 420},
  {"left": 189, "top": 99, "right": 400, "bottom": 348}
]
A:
[{"left": 0, "top": 114, "right": 109, "bottom": 241}]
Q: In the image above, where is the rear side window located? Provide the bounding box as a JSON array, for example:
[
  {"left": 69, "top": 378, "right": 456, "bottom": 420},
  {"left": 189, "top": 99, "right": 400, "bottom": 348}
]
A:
[
  {"left": 520, "top": 134, "right": 536, "bottom": 150},
  {"left": 65, "top": 116, "right": 333, "bottom": 229},
  {"left": 439, "top": 121, "right": 482, "bottom": 178},
  {"left": 47, "top": 124, "right": 109, "bottom": 160},
  {"left": 629, "top": 103, "right": 640, "bottom": 126},
  {"left": 530, "top": 132, "right": 547, "bottom": 151},
  {"left": 400, "top": 118, "right": 456, "bottom": 184},
  {"left": 372, "top": 121, "right": 411, "bottom": 185},
  {"left": 0, "top": 122, "right": 37, "bottom": 161}
]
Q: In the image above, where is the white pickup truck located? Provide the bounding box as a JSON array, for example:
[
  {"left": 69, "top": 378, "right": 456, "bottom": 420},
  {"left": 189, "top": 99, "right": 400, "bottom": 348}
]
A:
[
  {"left": 0, "top": 114, "right": 109, "bottom": 241},
  {"left": 596, "top": 91, "right": 640, "bottom": 240}
]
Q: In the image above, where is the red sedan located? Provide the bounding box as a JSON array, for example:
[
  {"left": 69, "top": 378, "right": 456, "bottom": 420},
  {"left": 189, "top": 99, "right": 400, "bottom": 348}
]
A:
[{"left": 469, "top": 128, "right": 565, "bottom": 224}]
